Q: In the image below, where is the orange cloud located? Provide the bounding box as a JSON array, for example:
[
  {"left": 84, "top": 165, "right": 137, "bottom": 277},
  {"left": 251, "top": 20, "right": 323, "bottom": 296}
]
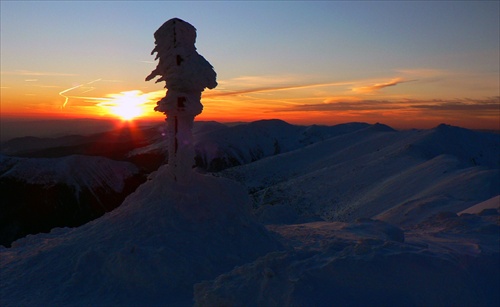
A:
[
  {"left": 203, "top": 81, "right": 353, "bottom": 98},
  {"left": 352, "top": 78, "right": 415, "bottom": 94},
  {"left": 277, "top": 97, "right": 500, "bottom": 113}
]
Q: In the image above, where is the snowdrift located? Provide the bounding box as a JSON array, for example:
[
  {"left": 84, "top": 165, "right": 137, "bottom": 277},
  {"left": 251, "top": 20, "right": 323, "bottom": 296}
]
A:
[
  {"left": 0, "top": 166, "right": 282, "bottom": 306},
  {"left": 195, "top": 215, "right": 499, "bottom": 306}
]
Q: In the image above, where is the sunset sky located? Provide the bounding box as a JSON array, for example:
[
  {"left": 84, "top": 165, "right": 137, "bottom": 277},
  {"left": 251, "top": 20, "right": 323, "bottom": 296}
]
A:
[{"left": 1, "top": 1, "right": 499, "bottom": 129}]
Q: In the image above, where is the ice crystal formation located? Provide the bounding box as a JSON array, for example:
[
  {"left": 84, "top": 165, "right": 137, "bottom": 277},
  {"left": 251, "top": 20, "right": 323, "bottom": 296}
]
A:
[{"left": 146, "top": 18, "right": 217, "bottom": 181}]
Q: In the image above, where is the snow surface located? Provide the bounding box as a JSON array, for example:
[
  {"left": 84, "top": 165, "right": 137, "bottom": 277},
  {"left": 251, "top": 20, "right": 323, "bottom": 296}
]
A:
[
  {"left": 0, "top": 154, "right": 139, "bottom": 195},
  {"left": 195, "top": 214, "right": 499, "bottom": 306},
  {"left": 1, "top": 121, "right": 499, "bottom": 306},
  {"left": 0, "top": 165, "right": 281, "bottom": 306},
  {"left": 458, "top": 195, "right": 500, "bottom": 215},
  {"left": 128, "top": 119, "right": 371, "bottom": 172},
  {"left": 219, "top": 123, "right": 500, "bottom": 226}
]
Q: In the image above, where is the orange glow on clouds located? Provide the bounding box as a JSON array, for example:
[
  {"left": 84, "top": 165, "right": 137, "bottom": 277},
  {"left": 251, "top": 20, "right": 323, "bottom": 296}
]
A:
[{"left": 1, "top": 72, "right": 498, "bottom": 130}]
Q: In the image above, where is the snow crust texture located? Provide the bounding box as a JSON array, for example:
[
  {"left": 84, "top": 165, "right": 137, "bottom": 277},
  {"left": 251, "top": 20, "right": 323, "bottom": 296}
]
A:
[
  {"left": 195, "top": 216, "right": 499, "bottom": 306},
  {"left": 0, "top": 166, "right": 282, "bottom": 306}
]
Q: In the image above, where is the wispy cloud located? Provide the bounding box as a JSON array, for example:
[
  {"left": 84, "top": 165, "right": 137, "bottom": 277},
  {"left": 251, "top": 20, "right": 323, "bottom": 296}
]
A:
[
  {"left": 203, "top": 74, "right": 425, "bottom": 99},
  {"left": 409, "top": 97, "right": 500, "bottom": 111},
  {"left": 59, "top": 79, "right": 102, "bottom": 108},
  {"left": 281, "top": 100, "right": 402, "bottom": 112},
  {"left": 99, "top": 79, "right": 123, "bottom": 83},
  {"left": 57, "top": 87, "right": 162, "bottom": 117},
  {"left": 1, "top": 70, "right": 78, "bottom": 77},
  {"left": 203, "top": 79, "right": 355, "bottom": 98},
  {"left": 56, "top": 79, "right": 126, "bottom": 108},
  {"left": 352, "top": 78, "right": 415, "bottom": 94},
  {"left": 224, "top": 75, "right": 302, "bottom": 87},
  {"left": 277, "top": 97, "right": 500, "bottom": 113},
  {"left": 395, "top": 68, "right": 449, "bottom": 78}
]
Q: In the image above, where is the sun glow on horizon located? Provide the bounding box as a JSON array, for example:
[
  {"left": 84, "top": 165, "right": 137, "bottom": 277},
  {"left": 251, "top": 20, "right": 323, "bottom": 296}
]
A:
[{"left": 97, "top": 90, "right": 155, "bottom": 121}]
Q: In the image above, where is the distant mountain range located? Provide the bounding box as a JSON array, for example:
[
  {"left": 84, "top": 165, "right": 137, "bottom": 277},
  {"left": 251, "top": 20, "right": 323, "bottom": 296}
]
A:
[
  {"left": 1, "top": 119, "right": 498, "bottom": 306},
  {"left": 1, "top": 120, "right": 498, "bottom": 248},
  {"left": 219, "top": 122, "right": 500, "bottom": 226},
  {"left": 0, "top": 155, "right": 145, "bottom": 247}
]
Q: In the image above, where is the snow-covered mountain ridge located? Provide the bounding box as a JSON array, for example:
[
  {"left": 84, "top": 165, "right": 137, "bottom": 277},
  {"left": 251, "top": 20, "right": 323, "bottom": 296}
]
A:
[
  {"left": 0, "top": 120, "right": 498, "bottom": 306},
  {"left": 2, "top": 120, "right": 367, "bottom": 173},
  {"left": 128, "top": 119, "right": 372, "bottom": 171},
  {"left": 2, "top": 161, "right": 498, "bottom": 306},
  {"left": 0, "top": 154, "right": 139, "bottom": 193},
  {"left": 0, "top": 154, "right": 145, "bottom": 247},
  {"left": 0, "top": 120, "right": 368, "bottom": 247},
  {"left": 193, "top": 120, "right": 371, "bottom": 171},
  {"left": 218, "top": 123, "right": 499, "bottom": 226},
  {"left": 0, "top": 165, "right": 282, "bottom": 305}
]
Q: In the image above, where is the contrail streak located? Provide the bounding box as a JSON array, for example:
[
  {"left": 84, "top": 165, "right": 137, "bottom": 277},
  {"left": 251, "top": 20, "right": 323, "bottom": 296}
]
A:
[
  {"left": 59, "top": 79, "right": 102, "bottom": 108},
  {"left": 59, "top": 84, "right": 83, "bottom": 108}
]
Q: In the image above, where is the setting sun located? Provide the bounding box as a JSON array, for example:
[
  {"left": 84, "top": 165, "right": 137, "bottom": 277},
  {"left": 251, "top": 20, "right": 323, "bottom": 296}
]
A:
[{"left": 97, "top": 90, "right": 150, "bottom": 121}]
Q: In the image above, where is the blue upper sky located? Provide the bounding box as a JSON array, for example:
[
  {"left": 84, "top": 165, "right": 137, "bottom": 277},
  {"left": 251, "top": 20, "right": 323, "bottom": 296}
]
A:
[{"left": 1, "top": 1, "right": 499, "bottom": 128}]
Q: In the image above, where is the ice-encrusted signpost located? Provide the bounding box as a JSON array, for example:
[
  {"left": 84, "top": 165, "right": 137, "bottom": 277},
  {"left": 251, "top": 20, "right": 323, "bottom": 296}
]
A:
[{"left": 146, "top": 18, "right": 217, "bottom": 182}]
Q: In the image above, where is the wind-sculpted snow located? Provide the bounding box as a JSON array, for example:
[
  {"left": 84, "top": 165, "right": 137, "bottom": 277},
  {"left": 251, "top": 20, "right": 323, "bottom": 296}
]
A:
[
  {"left": 219, "top": 124, "right": 500, "bottom": 225},
  {"left": 195, "top": 214, "right": 499, "bottom": 306},
  {"left": 0, "top": 165, "right": 282, "bottom": 306},
  {"left": 458, "top": 195, "right": 500, "bottom": 215}
]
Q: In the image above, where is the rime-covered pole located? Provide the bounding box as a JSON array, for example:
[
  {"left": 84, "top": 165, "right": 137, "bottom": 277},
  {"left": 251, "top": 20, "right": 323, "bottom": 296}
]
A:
[{"left": 146, "top": 18, "right": 217, "bottom": 182}]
